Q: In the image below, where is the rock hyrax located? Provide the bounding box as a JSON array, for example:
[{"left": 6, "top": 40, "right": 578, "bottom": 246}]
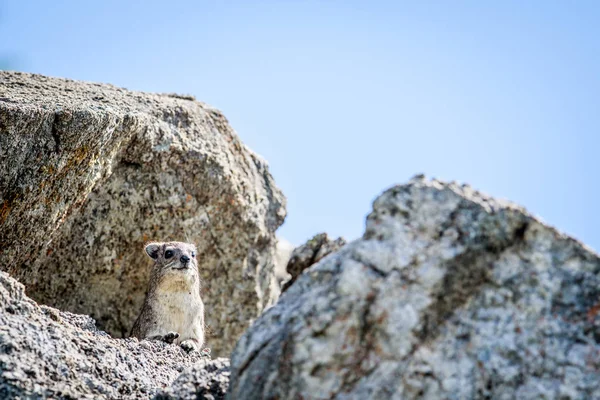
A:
[{"left": 130, "top": 241, "right": 205, "bottom": 352}]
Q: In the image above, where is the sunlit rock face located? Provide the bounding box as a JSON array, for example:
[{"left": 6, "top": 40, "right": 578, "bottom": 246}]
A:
[
  {"left": 0, "top": 71, "right": 286, "bottom": 356},
  {"left": 230, "top": 177, "right": 600, "bottom": 400}
]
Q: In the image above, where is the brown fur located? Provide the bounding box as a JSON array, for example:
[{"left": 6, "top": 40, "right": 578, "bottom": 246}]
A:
[{"left": 130, "top": 241, "right": 205, "bottom": 351}]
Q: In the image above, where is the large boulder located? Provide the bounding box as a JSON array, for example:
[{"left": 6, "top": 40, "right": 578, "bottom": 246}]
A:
[
  {"left": 0, "top": 71, "right": 286, "bottom": 356},
  {"left": 0, "top": 270, "right": 223, "bottom": 399},
  {"left": 229, "top": 177, "right": 600, "bottom": 399}
]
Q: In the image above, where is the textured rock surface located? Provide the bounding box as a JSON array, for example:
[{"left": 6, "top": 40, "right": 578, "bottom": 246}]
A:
[
  {"left": 229, "top": 177, "right": 600, "bottom": 399},
  {"left": 281, "top": 233, "right": 346, "bottom": 293},
  {"left": 155, "top": 358, "right": 230, "bottom": 400},
  {"left": 0, "top": 270, "right": 216, "bottom": 399},
  {"left": 274, "top": 238, "right": 295, "bottom": 287},
  {"left": 0, "top": 71, "right": 286, "bottom": 356}
]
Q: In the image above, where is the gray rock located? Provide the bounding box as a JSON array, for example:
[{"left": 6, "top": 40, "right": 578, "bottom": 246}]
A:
[
  {"left": 0, "top": 71, "right": 286, "bottom": 356},
  {"left": 0, "top": 270, "right": 216, "bottom": 399},
  {"left": 229, "top": 177, "right": 600, "bottom": 399},
  {"left": 274, "top": 238, "right": 295, "bottom": 288},
  {"left": 154, "top": 358, "right": 230, "bottom": 400},
  {"left": 281, "top": 233, "right": 346, "bottom": 293}
]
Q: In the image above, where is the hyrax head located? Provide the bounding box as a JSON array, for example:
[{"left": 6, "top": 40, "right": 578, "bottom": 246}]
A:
[{"left": 144, "top": 241, "right": 198, "bottom": 271}]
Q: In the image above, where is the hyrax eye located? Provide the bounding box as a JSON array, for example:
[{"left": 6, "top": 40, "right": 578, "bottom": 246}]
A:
[{"left": 165, "top": 250, "right": 174, "bottom": 259}]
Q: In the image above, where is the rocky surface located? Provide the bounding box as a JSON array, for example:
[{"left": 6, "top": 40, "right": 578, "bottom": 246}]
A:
[
  {"left": 274, "top": 238, "right": 295, "bottom": 288},
  {"left": 229, "top": 177, "right": 600, "bottom": 399},
  {"left": 0, "top": 270, "right": 219, "bottom": 399},
  {"left": 0, "top": 71, "right": 286, "bottom": 356},
  {"left": 154, "top": 358, "right": 230, "bottom": 400},
  {"left": 281, "top": 233, "right": 346, "bottom": 293}
]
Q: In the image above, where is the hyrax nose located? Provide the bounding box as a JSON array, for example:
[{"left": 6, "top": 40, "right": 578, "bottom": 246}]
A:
[{"left": 180, "top": 255, "right": 190, "bottom": 263}]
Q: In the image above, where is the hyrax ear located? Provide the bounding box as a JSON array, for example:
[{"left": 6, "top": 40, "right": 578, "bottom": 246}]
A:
[{"left": 144, "top": 243, "right": 162, "bottom": 260}]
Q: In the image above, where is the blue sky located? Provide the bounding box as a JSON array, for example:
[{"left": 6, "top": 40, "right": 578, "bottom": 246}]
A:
[{"left": 1, "top": 1, "right": 599, "bottom": 251}]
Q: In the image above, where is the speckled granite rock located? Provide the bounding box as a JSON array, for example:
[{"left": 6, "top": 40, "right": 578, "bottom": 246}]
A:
[
  {"left": 0, "top": 71, "right": 286, "bottom": 356},
  {"left": 281, "top": 233, "right": 346, "bottom": 293},
  {"left": 229, "top": 177, "right": 600, "bottom": 399},
  {"left": 0, "top": 270, "right": 216, "bottom": 399},
  {"left": 154, "top": 358, "right": 230, "bottom": 400}
]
